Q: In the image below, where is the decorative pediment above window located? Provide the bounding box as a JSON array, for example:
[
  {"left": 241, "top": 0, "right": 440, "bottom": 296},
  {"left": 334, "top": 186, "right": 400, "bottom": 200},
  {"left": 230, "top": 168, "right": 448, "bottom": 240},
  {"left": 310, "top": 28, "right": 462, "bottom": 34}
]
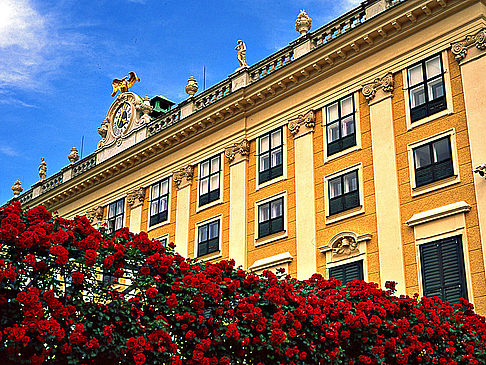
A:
[{"left": 319, "top": 231, "right": 372, "bottom": 262}]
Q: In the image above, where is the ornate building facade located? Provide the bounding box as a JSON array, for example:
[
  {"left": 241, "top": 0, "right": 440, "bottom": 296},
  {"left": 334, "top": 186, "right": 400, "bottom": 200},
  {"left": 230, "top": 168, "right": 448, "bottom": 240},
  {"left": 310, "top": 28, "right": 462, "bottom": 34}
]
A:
[{"left": 11, "top": 0, "right": 486, "bottom": 313}]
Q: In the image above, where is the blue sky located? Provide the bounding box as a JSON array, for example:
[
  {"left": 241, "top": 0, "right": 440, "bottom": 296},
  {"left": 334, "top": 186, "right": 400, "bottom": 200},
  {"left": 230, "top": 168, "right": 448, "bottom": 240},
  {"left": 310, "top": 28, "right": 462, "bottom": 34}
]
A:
[{"left": 0, "top": 0, "right": 360, "bottom": 204}]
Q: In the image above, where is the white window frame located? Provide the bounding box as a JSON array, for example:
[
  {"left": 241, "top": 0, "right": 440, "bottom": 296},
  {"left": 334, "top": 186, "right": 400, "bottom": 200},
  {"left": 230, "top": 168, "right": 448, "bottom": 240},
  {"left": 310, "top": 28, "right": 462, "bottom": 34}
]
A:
[
  {"left": 256, "top": 126, "right": 288, "bottom": 190},
  {"left": 254, "top": 191, "right": 288, "bottom": 246},
  {"left": 196, "top": 153, "right": 224, "bottom": 212},
  {"left": 106, "top": 195, "right": 127, "bottom": 234},
  {"left": 402, "top": 50, "right": 454, "bottom": 130},
  {"left": 407, "top": 128, "right": 460, "bottom": 197},
  {"left": 194, "top": 215, "right": 223, "bottom": 261},
  {"left": 323, "top": 92, "right": 362, "bottom": 162},
  {"left": 147, "top": 176, "right": 172, "bottom": 232},
  {"left": 154, "top": 234, "right": 169, "bottom": 247},
  {"left": 324, "top": 163, "right": 365, "bottom": 224}
]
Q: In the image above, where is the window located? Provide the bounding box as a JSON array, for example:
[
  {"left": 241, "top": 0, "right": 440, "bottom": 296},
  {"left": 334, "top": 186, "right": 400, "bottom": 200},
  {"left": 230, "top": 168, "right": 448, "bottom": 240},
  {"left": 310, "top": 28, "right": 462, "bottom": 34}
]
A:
[
  {"left": 408, "top": 54, "right": 446, "bottom": 122},
  {"left": 413, "top": 136, "right": 453, "bottom": 187},
  {"left": 107, "top": 198, "right": 125, "bottom": 233},
  {"left": 149, "top": 178, "right": 170, "bottom": 227},
  {"left": 258, "top": 197, "right": 284, "bottom": 238},
  {"left": 197, "top": 219, "right": 220, "bottom": 257},
  {"left": 259, "top": 128, "right": 283, "bottom": 184},
  {"left": 102, "top": 270, "right": 115, "bottom": 285},
  {"left": 420, "top": 236, "right": 468, "bottom": 304},
  {"left": 325, "top": 95, "right": 356, "bottom": 156},
  {"left": 329, "top": 260, "right": 364, "bottom": 285},
  {"left": 328, "top": 170, "right": 359, "bottom": 216},
  {"left": 199, "top": 155, "right": 221, "bottom": 207}
]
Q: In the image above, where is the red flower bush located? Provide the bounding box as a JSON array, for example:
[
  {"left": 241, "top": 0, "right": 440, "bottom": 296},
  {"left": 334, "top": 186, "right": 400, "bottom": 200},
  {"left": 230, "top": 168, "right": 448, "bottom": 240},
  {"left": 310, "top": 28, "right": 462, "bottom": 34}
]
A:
[{"left": 1, "top": 200, "right": 486, "bottom": 364}]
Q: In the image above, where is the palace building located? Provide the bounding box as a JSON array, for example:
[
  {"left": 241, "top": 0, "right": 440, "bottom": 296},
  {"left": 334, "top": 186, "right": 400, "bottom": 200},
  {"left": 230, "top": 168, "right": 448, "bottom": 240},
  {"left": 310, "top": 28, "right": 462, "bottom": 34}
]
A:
[{"left": 10, "top": 0, "right": 486, "bottom": 313}]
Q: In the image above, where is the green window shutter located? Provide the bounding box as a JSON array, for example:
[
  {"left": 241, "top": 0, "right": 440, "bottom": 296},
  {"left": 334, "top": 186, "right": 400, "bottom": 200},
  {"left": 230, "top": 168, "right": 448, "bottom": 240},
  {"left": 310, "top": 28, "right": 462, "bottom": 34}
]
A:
[
  {"left": 329, "top": 261, "right": 363, "bottom": 285},
  {"left": 420, "top": 236, "right": 468, "bottom": 304}
]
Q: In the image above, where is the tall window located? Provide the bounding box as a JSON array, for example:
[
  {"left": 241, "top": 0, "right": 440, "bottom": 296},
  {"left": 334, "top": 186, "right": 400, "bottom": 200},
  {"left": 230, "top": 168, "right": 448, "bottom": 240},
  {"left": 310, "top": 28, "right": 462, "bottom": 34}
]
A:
[
  {"left": 259, "top": 128, "right": 283, "bottom": 184},
  {"left": 326, "top": 95, "right": 356, "bottom": 156},
  {"left": 107, "top": 198, "right": 125, "bottom": 233},
  {"left": 408, "top": 54, "right": 446, "bottom": 122},
  {"left": 197, "top": 220, "right": 220, "bottom": 257},
  {"left": 420, "top": 236, "right": 468, "bottom": 304},
  {"left": 149, "top": 178, "right": 170, "bottom": 227},
  {"left": 328, "top": 170, "right": 359, "bottom": 216},
  {"left": 199, "top": 155, "right": 221, "bottom": 207},
  {"left": 329, "top": 261, "right": 364, "bottom": 285},
  {"left": 413, "top": 136, "right": 453, "bottom": 187},
  {"left": 258, "top": 197, "right": 284, "bottom": 238}
]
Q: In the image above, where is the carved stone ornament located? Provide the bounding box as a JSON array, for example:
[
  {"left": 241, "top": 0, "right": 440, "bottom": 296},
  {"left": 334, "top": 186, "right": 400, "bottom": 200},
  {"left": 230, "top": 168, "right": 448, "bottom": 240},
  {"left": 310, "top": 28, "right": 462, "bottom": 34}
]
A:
[
  {"left": 12, "top": 179, "right": 23, "bottom": 198},
  {"left": 68, "top": 147, "right": 79, "bottom": 164},
  {"left": 173, "top": 165, "right": 194, "bottom": 189},
  {"left": 473, "top": 164, "right": 486, "bottom": 180},
  {"left": 86, "top": 206, "right": 103, "bottom": 224},
  {"left": 185, "top": 76, "right": 199, "bottom": 97},
  {"left": 38, "top": 158, "right": 47, "bottom": 182},
  {"left": 295, "top": 9, "right": 312, "bottom": 35},
  {"left": 287, "top": 110, "right": 316, "bottom": 137},
  {"left": 127, "top": 187, "right": 146, "bottom": 208},
  {"left": 224, "top": 139, "right": 250, "bottom": 163},
  {"left": 332, "top": 236, "right": 359, "bottom": 256},
  {"left": 135, "top": 95, "right": 154, "bottom": 125},
  {"left": 361, "top": 72, "right": 394, "bottom": 102},
  {"left": 451, "top": 28, "right": 486, "bottom": 62}
]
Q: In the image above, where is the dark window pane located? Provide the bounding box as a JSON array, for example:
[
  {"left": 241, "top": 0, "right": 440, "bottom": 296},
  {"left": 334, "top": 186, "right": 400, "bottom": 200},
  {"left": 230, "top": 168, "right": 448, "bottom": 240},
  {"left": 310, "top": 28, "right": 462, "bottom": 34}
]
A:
[
  {"left": 328, "top": 171, "right": 359, "bottom": 215},
  {"left": 329, "top": 261, "right": 364, "bottom": 285},
  {"left": 413, "top": 137, "right": 453, "bottom": 187},
  {"left": 259, "top": 128, "right": 283, "bottom": 183},
  {"left": 326, "top": 95, "right": 356, "bottom": 155},
  {"left": 258, "top": 197, "right": 284, "bottom": 238}
]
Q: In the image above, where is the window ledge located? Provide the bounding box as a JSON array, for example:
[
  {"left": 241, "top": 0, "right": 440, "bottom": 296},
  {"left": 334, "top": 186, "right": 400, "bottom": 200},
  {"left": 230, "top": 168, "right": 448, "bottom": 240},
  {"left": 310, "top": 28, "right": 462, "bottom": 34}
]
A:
[
  {"left": 147, "top": 220, "right": 170, "bottom": 232},
  {"left": 407, "top": 109, "right": 453, "bottom": 130},
  {"left": 196, "top": 198, "right": 224, "bottom": 213},
  {"left": 249, "top": 252, "right": 293, "bottom": 271},
  {"left": 255, "top": 231, "right": 287, "bottom": 247},
  {"left": 256, "top": 176, "right": 286, "bottom": 191},
  {"left": 324, "top": 145, "right": 361, "bottom": 163},
  {"left": 326, "top": 205, "right": 364, "bottom": 224},
  {"left": 411, "top": 175, "right": 460, "bottom": 197},
  {"left": 196, "top": 251, "right": 222, "bottom": 262},
  {"left": 406, "top": 201, "right": 471, "bottom": 227}
]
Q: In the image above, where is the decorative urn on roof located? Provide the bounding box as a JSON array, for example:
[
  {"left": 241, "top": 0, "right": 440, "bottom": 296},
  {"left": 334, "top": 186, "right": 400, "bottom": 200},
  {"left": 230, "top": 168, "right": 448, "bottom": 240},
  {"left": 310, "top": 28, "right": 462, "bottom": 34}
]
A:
[
  {"left": 295, "top": 9, "right": 312, "bottom": 36},
  {"left": 185, "top": 76, "right": 199, "bottom": 97},
  {"left": 68, "top": 147, "right": 79, "bottom": 164},
  {"left": 12, "top": 179, "right": 23, "bottom": 198}
]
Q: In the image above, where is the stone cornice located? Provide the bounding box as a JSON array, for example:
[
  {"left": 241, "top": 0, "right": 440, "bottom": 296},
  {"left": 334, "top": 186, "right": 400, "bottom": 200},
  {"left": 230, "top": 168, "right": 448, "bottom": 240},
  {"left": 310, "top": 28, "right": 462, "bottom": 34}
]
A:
[
  {"left": 451, "top": 27, "right": 486, "bottom": 62},
  {"left": 224, "top": 139, "right": 250, "bottom": 164},
  {"left": 22, "top": 0, "right": 462, "bottom": 211},
  {"left": 127, "top": 187, "right": 146, "bottom": 209},
  {"left": 361, "top": 72, "right": 394, "bottom": 102}
]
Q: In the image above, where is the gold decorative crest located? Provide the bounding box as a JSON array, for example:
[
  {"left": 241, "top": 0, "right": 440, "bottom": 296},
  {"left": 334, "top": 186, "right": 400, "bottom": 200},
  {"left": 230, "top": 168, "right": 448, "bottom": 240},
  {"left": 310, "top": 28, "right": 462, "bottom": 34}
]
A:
[{"left": 111, "top": 72, "right": 140, "bottom": 97}]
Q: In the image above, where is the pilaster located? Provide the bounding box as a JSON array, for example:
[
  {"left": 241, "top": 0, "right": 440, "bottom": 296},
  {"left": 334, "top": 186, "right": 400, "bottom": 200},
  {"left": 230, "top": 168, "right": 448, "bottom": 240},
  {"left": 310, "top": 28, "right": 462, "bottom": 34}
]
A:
[
  {"left": 288, "top": 110, "right": 317, "bottom": 279},
  {"left": 127, "top": 187, "right": 146, "bottom": 234},
  {"left": 173, "top": 165, "right": 194, "bottom": 257},
  {"left": 225, "top": 140, "right": 250, "bottom": 268},
  {"left": 362, "top": 73, "right": 406, "bottom": 294},
  {"left": 452, "top": 28, "right": 486, "bottom": 278}
]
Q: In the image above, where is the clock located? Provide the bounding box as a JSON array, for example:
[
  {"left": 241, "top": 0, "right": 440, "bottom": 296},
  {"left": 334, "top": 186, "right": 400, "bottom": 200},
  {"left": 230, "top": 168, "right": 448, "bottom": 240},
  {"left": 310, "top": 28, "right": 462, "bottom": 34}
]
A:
[{"left": 112, "top": 102, "right": 132, "bottom": 136}]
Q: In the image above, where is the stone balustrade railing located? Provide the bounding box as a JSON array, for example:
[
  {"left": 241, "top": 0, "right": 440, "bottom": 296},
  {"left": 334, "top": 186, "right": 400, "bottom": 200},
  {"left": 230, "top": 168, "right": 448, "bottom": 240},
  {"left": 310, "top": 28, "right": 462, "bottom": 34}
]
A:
[
  {"left": 72, "top": 154, "right": 97, "bottom": 178},
  {"left": 249, "top": 47, "right": 295, "bottom": 83},
  {"left": 193, "top": 79, "right": 232, "bottom": 111},
  {"left": 18, "top": 190, "right": 33, "bottom": 205},
  {"left": 42, "top": 172, "right": 64, "bottom": 193},
  {"left": 147, "top": 106, "right": 181, "bottom": 136}
]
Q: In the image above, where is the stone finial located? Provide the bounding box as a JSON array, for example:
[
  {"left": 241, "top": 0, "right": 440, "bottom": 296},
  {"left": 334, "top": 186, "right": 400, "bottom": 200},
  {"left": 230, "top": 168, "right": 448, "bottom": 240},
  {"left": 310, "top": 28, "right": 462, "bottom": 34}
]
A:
[
  {"left": 127, "top": 187, "right": 146, "bottom": 208},
  {"left": 185, "top": 76, "right": 199, "bottom": 97},
  {"left": 224, "top": 139, "right": 250, "bottom": 164},
  {"left": 173, "top": 165, "right": 194, "bottom": 190},
  {"left": 361, "top": 72, "right": 394, "bottom": 102},
  {"left": 86, "top": 206, "right": 103, "bottom": 224},
  {"left": 38, "top": 158, "right": 47, "bottom": 182},
  {"left": 451, "top": 28, "right": 486, "bottom": 62},
  {"left": 295, "top": 10, "right": 312, "bottom": 36},
  {"left": 235, "top": 40, "right": 248, "bottom": 69},
  {"left": 68, "top": 147, "right": 79, "bottom": 164},
  {"left": 12, "top": 179, "right": 23, "bottom": 198},
  {"left": 287, "top": 110, "right": 316, "bottom": 138}
]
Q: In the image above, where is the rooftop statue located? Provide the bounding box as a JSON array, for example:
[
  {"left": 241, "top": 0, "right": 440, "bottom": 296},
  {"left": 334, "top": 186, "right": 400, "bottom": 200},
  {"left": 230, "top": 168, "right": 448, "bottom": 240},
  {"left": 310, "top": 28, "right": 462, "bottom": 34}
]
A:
[
  {"left": 111, "top": 71, "right": 140, "bottom": 97},
  {"left": 235, "top": 40, "right": 248, "bottom": 69},
  {"left": 38, "top": 158, "right": 47, "bottom": 182}
]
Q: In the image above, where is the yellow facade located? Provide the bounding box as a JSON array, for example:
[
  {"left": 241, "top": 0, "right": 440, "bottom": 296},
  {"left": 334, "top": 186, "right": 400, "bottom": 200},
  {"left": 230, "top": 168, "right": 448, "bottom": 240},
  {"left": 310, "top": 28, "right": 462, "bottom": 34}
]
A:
[{"left": 13, "top": 0, "right": 486, "bottom": 313}]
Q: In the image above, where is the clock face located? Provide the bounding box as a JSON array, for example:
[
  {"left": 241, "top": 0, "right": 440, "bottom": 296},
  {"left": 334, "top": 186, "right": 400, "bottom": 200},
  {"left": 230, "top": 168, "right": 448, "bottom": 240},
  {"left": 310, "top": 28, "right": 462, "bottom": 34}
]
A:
[{"left": 112, "top": 102, "right": 132, "bottom": 136}]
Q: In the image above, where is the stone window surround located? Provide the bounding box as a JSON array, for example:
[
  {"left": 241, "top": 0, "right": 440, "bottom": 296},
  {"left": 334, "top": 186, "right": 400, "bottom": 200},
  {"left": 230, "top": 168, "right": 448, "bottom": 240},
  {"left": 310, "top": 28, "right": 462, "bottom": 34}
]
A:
[
  {"left": 406, "top": 128, "right": 460, "bottom": 197},
  {"left": 147, "top": 177, "right": 172, "bottom": 232},
  {"left": 254, "top": 191, "right": 288, "bottom": 247},
  {"left": 255, "top": 126, "right": 288, "bottom": 190},
  {"left": 105, "top": 194, "right": 127, "bottom": 233},
  {"left": 193, "top": 214, "right": 223, "bottom": 262},
  {"left": 195, "top": 151, "right": 225, "bottom": 213}
]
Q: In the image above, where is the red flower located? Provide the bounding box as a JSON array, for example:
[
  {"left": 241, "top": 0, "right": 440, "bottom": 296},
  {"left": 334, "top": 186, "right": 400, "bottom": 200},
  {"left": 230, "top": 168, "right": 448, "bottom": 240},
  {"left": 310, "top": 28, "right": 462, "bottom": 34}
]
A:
[
  {"left": 146, "top": 287, "right": 157, "bottom": 299},
  {"left": 71, "top": 272, "right": 84, "bottom": 285},
  {"left": 166, "top": 293, "right": 178, "bottom": 309},
  {"left": 84, "top": 249, "right": 97, "bottom": 266},
  {"left": 140, "top": 266, "right": 150, "bottom": 275},
  {"left": 270, "top": 328, "right": 285, "bottom": 345}
]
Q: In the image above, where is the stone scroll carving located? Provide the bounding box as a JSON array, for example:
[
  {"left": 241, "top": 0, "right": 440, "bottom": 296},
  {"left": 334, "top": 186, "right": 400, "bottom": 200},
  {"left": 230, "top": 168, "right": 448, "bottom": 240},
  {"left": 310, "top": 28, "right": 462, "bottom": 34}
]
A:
[
  {"left": 361, "top": 72, "right": 394, "bottom": 102},
  {"left": 127, "top": 187, "right": 146, "bottom": 208},
  {"left": 332, "top": 236, "right": 359, "bottom": 257},
  {"left": 287, "top": 110, "right": 316, "bottom": 137},
  {"left": 451, "top": 28, "right": 486, "bottom": 62},
  {"left": 224, "top": 139, "right": 250, "bottom": 164},
  {"left": 86, "top": 206, "right": 104, "bottom": 224},
  {"left": 173, "top": 165, "right": 194, "bottom": 190}
]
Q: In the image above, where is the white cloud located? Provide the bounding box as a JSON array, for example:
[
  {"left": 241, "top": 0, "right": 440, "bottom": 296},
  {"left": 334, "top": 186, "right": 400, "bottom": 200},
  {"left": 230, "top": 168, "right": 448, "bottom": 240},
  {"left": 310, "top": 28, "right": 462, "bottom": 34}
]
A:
[{"left": 0, "top": 145, "right": 20, "bottom": 157}]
